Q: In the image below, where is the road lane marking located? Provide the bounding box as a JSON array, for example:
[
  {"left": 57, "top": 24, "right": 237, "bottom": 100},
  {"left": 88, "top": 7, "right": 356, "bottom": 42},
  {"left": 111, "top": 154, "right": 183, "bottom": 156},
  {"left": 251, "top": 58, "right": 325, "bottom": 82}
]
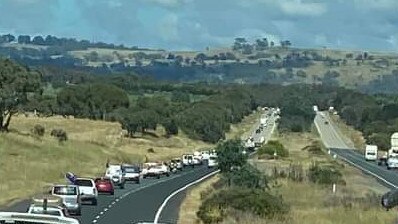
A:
[
  {"left": 153, "top": 116, "right": 278, "bottom": 224},
  {"left": 332, "top": 149, "right": 397, "bottom": 189},
  {"left": 314, "top": 113, "right": 397, "bottom": 189},
  {"left": 153, "top": 170, "right": 220, "bottom": 224},
  {"left": 91, "top": 167, "right": 205, "bottom": 223}
]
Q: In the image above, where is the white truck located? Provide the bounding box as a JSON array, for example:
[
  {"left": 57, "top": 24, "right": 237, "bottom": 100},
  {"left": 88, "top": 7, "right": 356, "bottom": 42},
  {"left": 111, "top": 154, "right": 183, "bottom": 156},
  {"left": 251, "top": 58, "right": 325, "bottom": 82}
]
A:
[{"left": 364, "top": 145, "right": 378, "bottom": 161}]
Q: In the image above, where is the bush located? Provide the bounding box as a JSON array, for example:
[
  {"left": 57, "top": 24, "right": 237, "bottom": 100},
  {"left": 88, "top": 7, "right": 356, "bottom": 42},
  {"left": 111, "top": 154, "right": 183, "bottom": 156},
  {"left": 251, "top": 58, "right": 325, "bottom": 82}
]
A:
[
  {"left": 302, "top": 140, "right": 324, "bottom": 155},
  {"left": 50, "top": 129, "right": 68, "bottom": 142},
  {"left": 32, "top": 124, "right": 45, "bottom": 137},
  {"left": 308, "top": 163, "right": 344, "bottom": 185},
  {"left": 258, "top": 140, "right": 289, "bottom": 158},
  {"left": 197, "top": 188, "right": 289, "bottom": 224},
  {"left": 228, "top": 164, "right": 268, "bottom": 189}
]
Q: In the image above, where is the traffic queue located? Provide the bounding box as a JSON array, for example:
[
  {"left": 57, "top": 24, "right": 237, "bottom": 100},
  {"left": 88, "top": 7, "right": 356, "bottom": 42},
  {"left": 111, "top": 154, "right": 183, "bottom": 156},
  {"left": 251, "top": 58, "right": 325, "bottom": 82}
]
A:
[{"left": 0, "top": 150, "right": 218, "bottom": 224}]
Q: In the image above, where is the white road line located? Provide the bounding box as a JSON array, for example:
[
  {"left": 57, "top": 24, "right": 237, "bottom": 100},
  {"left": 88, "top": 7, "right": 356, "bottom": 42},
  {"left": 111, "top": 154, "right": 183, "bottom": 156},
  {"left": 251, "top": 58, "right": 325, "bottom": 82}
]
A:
[
  {"left": 314, "top": 112, "right": 398, "bottom": 189},
  {"left": 152, "top": 116, "right": 277, "bottom": 224},
  {"left": 153, "top": 170, "right": 220, "bottom": 224},
  {"left": 334, "top": 151, "right": 397, "bottom": 188},
  {"left": 90, "top": 167, "right": 202, "bottom": 223}
]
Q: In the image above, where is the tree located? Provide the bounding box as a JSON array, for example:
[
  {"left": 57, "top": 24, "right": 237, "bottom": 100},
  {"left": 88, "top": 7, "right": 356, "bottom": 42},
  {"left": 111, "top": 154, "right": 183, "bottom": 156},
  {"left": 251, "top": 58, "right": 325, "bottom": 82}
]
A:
[
  {"left": 216, "top": 139, "right": 247, "bottom": 173},
  {"left": 163, "top": 118, "right": 178, "bottom": 137},
  {"left": 0, "top": 59, "right": 41, "bottom": 131},
  {"left": 32, "top": 36, "right": 45, "bottom": 45},
  {"left": 229, "top": 164, "right": 267, "bottom": 189},
  {"left": 17, "top": 35, "right": 31, "bottom": 44},
  {"left": 280, "top": 40, "right": 292, "bottom": 48}
]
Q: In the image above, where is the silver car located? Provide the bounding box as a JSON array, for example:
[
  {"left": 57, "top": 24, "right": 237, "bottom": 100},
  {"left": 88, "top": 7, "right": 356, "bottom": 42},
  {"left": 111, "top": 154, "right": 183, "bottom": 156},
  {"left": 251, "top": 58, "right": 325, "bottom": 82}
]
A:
[{"left": 51, "top": 185, "right": 81, "bottom": 216}]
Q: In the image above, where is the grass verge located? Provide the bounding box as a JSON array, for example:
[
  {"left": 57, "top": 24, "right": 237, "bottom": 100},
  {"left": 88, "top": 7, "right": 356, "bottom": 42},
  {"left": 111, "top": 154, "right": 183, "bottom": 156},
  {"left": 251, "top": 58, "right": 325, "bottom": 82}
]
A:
[
  {"left": 252, "top": 131, "right": 394, "bottom": 224},
  {"left": 0, "top": 114, "right": 212, "bottom": 206}
]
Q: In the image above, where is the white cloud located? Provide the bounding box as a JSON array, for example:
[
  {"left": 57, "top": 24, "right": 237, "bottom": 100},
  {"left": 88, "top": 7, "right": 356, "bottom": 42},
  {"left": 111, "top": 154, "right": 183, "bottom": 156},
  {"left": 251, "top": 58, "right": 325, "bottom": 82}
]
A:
[
  {"left": 158, "top": 13, "right": 179, "bottom": 41},
  {"left": 280, "top": 0, "right": 327, "bottom": 16},
  {"left": 144, "top": 0, "right": 190, "bottom": 8},
  {"left": 354, "top": 0, "right": 398, "bottom": 10}
]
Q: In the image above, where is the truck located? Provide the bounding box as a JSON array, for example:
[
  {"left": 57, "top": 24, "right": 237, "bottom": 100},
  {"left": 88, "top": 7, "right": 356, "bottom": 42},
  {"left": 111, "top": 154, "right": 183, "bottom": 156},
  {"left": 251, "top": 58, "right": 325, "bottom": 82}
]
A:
[{"left": 364, "top": 145, "right": 378, "bottom": 161}]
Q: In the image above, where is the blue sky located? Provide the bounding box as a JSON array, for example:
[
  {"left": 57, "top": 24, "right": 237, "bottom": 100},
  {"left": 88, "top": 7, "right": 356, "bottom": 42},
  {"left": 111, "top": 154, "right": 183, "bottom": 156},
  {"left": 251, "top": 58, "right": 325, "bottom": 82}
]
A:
[{"left": 0, "top": 0, "right": 397, "bottom": 51}]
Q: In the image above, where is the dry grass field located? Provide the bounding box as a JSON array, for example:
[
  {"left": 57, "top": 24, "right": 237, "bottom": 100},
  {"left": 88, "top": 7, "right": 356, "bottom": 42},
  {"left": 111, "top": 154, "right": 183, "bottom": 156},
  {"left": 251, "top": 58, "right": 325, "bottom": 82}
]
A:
[
  {"left": 0, "top": 114, "right": 212, "bottom": 206},
  {"left": 177, "top": 131, "right": 396, "bottom": 224}
]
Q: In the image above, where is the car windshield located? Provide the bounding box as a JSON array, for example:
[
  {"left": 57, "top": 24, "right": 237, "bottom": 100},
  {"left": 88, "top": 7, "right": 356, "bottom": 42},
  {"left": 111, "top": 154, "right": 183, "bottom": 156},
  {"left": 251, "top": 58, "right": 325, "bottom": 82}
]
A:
[
  {"left": 53, "top": 186, "right": 77, "bottom": 195},
  {"left": 75, "top": 179, "right": 93, "bottom": 187}
]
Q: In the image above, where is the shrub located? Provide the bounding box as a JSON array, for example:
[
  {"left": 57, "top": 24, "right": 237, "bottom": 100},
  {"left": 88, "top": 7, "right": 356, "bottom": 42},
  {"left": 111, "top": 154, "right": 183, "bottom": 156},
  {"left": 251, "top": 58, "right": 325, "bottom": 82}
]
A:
[
  {"left": 50, "top": 129, "right": 68, "bottom": 142},
  {"left": 302, "top": 140, "right": 324, "bottom": 155},
  {"left": 32, "top": 124, "right": 45, "bottom": 137},
  {"left": 147, "top": 148, "right": 155, "bottom": 153},
  {"left": 228, "top": 164, "right": 268, "bottom": 189},
  {"left": 258, "top": 140, "right": 289, "bottom": 158},
  {"left": 308, "top": 162, "right": 344, "bottom": 185},
  {"left": 197, "top": 188, "right": 289, "bottom": 224}
]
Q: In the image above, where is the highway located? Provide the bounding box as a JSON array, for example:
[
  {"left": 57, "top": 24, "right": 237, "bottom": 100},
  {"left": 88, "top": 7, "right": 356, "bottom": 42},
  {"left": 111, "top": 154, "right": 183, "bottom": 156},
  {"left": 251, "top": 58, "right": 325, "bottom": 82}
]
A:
[
  {"left": 314, "top": 112, "right": 398, "bottom": 189},
  {"left": 5, "top": 111, "right": 277, "bottom": 224}
]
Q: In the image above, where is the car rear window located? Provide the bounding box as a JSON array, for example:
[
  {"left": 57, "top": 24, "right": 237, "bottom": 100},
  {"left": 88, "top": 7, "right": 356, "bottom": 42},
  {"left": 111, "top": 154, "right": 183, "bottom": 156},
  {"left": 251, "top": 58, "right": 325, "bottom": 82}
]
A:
[
  {"left": 124, "top": 167, "right": 139, "bottom": 173},
  {"left": 96, "top": 179, "right": 111, "bottom": 184},
  {"left": 53, "top": 186, "right": 77, "bottom": 195},
  {"left": 75, "top": 179, "right": 93, "bottom": 187}
]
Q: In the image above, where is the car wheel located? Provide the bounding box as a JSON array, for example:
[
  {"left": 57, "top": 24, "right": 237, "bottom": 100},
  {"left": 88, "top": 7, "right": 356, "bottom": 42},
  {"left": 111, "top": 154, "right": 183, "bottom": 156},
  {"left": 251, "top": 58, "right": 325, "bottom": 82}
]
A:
[
  {"left": 143, "top": 175, "right": 147, "bottom": 179},
  {"left": 120, "top": 184, "right": 125, "bottom": 189},
  {"left": 387, "top": 166, "right": 391, "bottom": 170},
  {"left": 110, "top": 191, "right": 114, "bottom": 195},
  {"left": 157, "top": 175, "right": 161, "bottom": 179},
  {"left": 136, "top": 179, "right": 140, "bottom": 184},
  {"left": 166, "top": 173, "right": 170, "bottom": 177},
  {"left": 75, "top": 209, "right": 82, "bottom": 216},
  {"left": 92, "top": 199, "right": 98, "bottom": 206}
]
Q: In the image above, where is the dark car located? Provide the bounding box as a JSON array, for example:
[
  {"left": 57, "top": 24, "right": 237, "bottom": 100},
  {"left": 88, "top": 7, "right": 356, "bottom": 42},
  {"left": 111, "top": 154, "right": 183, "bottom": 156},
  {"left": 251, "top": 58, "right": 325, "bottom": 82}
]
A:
[
  {"left": 255, "top": 128, "right": 261, "bottom": 134},
  {"left": 94, "top": 177, "right": 114, "bottom": 195}
]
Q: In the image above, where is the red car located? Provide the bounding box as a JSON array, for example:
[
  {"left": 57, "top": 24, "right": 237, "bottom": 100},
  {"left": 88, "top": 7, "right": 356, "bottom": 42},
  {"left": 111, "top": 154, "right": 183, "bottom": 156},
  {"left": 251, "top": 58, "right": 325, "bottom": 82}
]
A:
[{"left": 94, "top": 177, "right": 114, "bottom": 195}]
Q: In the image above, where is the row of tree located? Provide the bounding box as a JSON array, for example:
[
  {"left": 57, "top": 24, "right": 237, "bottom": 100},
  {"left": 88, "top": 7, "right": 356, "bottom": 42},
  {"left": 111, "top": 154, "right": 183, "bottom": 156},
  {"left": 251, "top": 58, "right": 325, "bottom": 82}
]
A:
[{"left": 0, "top": 33, "right": 142, "bottom": 51}]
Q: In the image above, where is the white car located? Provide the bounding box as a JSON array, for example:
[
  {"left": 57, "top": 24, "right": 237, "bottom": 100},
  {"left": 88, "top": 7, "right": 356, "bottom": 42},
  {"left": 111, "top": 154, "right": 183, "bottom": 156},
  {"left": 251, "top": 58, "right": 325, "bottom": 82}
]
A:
[
  {"left": 193, "top": 151, "right": 203, "bottom": 165},
  {"left": 142, "top": 163, "right": 170, "bottom": 179},
  {"left": 387, "top": 156, "right": 398, "bottom": 170},
  {"left": 182, "top": 154, "right": 195, "bottom": 167},
  {"left": 170, "top": 158, "right": 183, "bottom": 171},
  {"left": 75, "top": 178, "right": 98, "bottom": 205},
  {"left": 201, "top": 151, "right": 211, "bottom": 160},
  {"left": 122, "top": 165, "right": 141, "bottom": 184},
  {"left": 105, "top": 164, "right": 126, "bottom": 189},
  {"left": 28, "top": 196, "right": 69, "bottom": 217},
  {"left": 51, "top": 185, "right": 81, "bottom": 216},
  {"left": 208, "top": 156, "right": 218, "bottom": 168},
  {"left": 0, "top": 212, "right": 80, "bottom": 224}
]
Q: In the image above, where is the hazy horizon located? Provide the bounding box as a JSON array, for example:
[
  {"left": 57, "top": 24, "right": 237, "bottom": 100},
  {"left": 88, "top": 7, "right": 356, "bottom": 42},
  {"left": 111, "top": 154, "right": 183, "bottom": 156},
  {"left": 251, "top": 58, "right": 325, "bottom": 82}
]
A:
[{"left": 1, "top": 0, "right": 397, "bottom": 51}]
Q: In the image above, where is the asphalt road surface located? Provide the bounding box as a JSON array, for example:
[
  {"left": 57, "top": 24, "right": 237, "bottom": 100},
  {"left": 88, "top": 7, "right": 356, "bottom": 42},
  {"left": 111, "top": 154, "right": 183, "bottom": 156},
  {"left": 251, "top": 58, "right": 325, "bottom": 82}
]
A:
[
  {"left": 4, "top": 111, "right": 277, "bottom": 224},
  {"left": 314, "top": 112, "right": 398, "bottom": 189}
]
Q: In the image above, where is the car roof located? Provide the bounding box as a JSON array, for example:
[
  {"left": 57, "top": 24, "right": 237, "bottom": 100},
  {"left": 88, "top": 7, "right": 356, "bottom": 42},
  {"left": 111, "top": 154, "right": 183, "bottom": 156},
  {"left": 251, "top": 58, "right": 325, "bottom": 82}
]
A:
[
  {"left": 75, "top": 177, "right": 94, "bottom": 181},
  {"left": 53, "top": 184, "right": 78, "bottom": 188}
]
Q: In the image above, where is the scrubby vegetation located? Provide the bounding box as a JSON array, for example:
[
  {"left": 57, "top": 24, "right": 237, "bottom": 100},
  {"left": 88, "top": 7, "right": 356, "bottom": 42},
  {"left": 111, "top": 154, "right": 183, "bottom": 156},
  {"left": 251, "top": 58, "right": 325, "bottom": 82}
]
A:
[
  {"left": 258, "top": 140, "right": 289, "bottom": 158},
  {"left": 197, "top": 140, "right": 288, "bottom": 224}
]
